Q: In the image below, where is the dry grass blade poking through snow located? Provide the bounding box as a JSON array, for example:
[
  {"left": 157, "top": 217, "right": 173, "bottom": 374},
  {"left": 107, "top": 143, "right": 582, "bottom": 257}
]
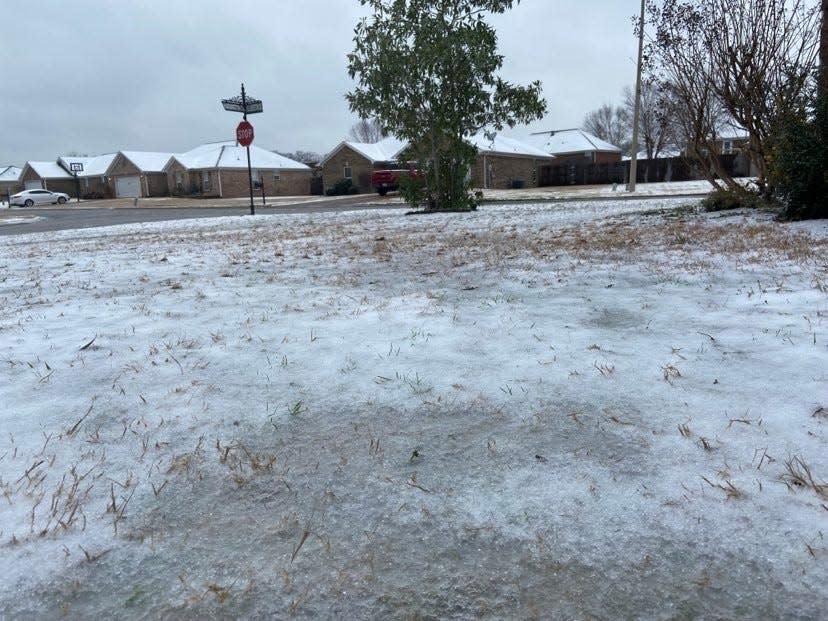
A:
[{"left": 781, "top": 456, "right": 828, "bottom": 499}]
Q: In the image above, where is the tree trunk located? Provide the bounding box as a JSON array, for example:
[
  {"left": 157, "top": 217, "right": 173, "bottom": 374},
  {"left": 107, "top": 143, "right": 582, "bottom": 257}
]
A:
[{"left": 821, "top": 1, "right": 828, "bottom": 99}]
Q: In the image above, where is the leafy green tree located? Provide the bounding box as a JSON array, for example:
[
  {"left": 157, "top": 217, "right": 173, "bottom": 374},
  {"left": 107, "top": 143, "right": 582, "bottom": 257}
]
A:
[
  {"left": 770, "top": 2, "right": 827, "bottom": 219},
  {"left": 768, "top": 86, "right": 826, "bottom": 219},
  {"left": 347, "top": 0, "right": 546, "bottom": 211}
]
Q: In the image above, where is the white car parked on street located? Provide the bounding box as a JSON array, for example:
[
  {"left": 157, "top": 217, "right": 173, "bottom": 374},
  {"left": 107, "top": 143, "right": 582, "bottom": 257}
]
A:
[{"left": 10, "top": 189, "right": 70, "bottom": 207}]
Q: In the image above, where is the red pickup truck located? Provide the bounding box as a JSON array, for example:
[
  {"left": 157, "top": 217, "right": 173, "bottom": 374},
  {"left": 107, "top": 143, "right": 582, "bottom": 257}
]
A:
[{"left": 370, "top": 168, "right": 420, "bottom": 196}]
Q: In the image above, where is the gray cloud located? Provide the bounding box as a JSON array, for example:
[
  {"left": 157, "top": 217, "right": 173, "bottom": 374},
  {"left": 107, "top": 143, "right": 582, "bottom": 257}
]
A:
[{"left": 1, "top": 0, "right": 640, "bottom": 165}]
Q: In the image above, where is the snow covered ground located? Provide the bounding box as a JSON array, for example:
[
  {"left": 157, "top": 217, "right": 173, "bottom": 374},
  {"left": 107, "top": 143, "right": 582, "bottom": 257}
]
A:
[
  {"left": 1, "top": 197, "right": 826, "bottom": 619},
  {"left": 480, "top": 179, "right": 733, "bottom": 201},
  {"left": 363, "top": 178, "right": 755, "bottom": 205}
]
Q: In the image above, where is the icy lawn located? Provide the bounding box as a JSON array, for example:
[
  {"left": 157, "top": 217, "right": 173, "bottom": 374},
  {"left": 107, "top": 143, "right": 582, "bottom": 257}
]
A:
[{"left": 1, "top": 198, "right": 827, "bottom": 619}]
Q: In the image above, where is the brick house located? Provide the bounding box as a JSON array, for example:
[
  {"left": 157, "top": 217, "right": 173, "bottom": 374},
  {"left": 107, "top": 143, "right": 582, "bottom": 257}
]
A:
[
  {"left": 709, "top": 130, "right": 757, "bottom": 177},
  {"left": 319, "top": 136, "right": 407, "bottom": 194},
  {"left": 0, "top": 166, "right": 22, "bottom": 197},
  {"left": 19, "top": 161, "right": 76, "bottom": 195},
  {"left": 58, "top": 154, "right": 117, "bottom": 198},
  {"left": 468, "top": 134, "right": 555, "bottom": 189},
  {"left": 320, "top": 134, "right": 552, "bottom": 194},
  {"left": 526, "top": 128, "right": 622, "bottom": 166},
  {"left": 166, "top": 142, "right": 312, "bottom": 198},
  {"left": 108, "top": 151, "right": 174, "bottom": 198}
]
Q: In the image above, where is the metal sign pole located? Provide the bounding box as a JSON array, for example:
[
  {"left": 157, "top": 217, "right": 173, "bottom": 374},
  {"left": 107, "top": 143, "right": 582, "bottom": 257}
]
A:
[
  {"left": 221, "top": 83, "right": 263, "bottom": 216},
  {"left": 242, "top": 85, "right": 255, "bottom": 216},
  {"left": 246, "top": 147, "right": 255, "bottom": 215},
  {"left": 69, "top": 162, "right": 84, "bottom": 203}
]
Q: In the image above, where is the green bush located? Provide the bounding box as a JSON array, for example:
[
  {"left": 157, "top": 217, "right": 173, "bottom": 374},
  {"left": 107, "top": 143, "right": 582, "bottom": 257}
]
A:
[
  {"left": 768, "top": 95, "right": 827, "bottom": 220},
  {"left": 398, "top": 171, "right": 426, "bottom": 208},
  {"left": 325, "top": 178, "right": 359, "bottom": 196}
]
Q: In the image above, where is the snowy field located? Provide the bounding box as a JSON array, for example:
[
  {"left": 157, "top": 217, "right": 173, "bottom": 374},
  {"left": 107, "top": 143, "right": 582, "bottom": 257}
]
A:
[{"left": 1, "top": 197, "right": 827, "bottom": 619}]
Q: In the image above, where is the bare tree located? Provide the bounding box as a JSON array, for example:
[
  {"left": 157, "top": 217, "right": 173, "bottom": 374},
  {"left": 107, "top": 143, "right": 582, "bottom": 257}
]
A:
[
  {"left": 621, "top": 83, "right": 676, "bottom": 160},
  {"left": 646, "top": 0, "right": 820, "bottom": 194},
  {"left": 713, "top": 0, "right": 819, "bottom": 192},
  {"left": 348, "top": 118, "right": 386, "bottom": 143},
  {"left": 582, "top": 104, "right": 630, "bottom": 152},
  {"left": 278, "top": 150, "right": 322, "bottom": 165}
]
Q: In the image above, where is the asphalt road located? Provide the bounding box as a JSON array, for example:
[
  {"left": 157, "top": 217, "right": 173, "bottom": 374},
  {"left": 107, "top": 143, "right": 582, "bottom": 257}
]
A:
[{"left": 0, "top": 195, "right": 403, "bottom": 236}]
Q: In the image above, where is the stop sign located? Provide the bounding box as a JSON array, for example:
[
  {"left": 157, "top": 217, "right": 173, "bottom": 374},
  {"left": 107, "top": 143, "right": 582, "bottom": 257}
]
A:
[{"left": 236, "top": 120, "right": 254, "bottom": 147}]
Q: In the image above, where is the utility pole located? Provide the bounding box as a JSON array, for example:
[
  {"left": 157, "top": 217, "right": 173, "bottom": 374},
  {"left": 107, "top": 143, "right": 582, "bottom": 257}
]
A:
[{"left": 628, "top": 0, "right": 645, "bottom": 192}]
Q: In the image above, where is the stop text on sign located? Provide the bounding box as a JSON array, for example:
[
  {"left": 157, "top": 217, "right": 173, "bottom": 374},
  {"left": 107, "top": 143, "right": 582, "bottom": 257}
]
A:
[{"left": 236, "top": 120, "right": 254, "bottom": 147}]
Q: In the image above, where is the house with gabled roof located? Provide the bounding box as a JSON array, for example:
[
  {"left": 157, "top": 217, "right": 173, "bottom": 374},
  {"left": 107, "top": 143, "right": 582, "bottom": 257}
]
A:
[
  {"left": 165, "top": 141, "right": 312, "bottom": 198},
  {"left": 467, "top": 133, "right": 555, "bottom": 189},
  {"left": 107, "top": 151, "right": 174, "bottom": 198},
  {"left": 319, "top": 136, "right": 407, "bottom": 194},
  {"left": 526, "top": 128, "right": 622, "bottom": 165},
  {"left": 0, "top": 165, "right": 23, "bottom": 197},
  {"left": 320, "top": 133, "right": 554, "bottom": 194},
  {"left": 19, "top": 161, "right": 76, "bottom": 195},
  {"left": 58, "top": 154, "right": 118, "bottom": 198}
]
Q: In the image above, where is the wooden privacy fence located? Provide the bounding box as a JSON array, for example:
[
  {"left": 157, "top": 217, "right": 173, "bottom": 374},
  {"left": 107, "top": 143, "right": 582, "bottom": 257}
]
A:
[{"left": 538, "top": 154, "right": 752, "bottom": 187}]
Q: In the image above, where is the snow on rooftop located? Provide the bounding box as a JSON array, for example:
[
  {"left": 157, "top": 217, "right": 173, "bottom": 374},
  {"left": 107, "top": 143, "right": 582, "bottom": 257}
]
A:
[
  {"left": 468, "top": 132, "right": 555, "bottom": 158},
  {"left": 328, "top": 132, "right": 553, "bottom": 164},
  {"left": 528, "top": 128, "right": 622, "bottom": 155},
  {"left": 120, "top": 151, "right": 175, "bottom": 173},
  {"left": 176, "top": 143, "right": 309, "bottom": 170},
  {"left": 622, "top": 148, "right": 683, "bottom": 161},
  {"left": 339, "top": 135, "right": 409, "bottom": 163},
  {"left": 58, "top": 154, "right": 117, "bottom": 177},
  {"left": 0, "top": 166, "right": 22, "bottom": 181},
  {"left": 26, "top": 161, "right": 73, "bottom": 179}
]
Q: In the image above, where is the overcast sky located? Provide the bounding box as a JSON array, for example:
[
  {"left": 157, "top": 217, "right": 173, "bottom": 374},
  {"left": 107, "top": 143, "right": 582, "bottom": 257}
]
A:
[{"left": 2, "top": 0, "right": 643, "bottom": 165}]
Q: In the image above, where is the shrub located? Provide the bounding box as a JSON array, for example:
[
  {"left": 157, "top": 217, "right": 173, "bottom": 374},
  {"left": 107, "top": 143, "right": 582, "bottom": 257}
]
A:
[
  {"left": 768, "top": 94, "right": 827, "bottom": 220},
  {"left": 701, "top": 188, "right": 765, "bottom": 212},
  {"left": 325, "top": 178, "right": 359, "bottom": 196},
  {"left": 398, "top": 171, "right": 427, "bottom": 208}
]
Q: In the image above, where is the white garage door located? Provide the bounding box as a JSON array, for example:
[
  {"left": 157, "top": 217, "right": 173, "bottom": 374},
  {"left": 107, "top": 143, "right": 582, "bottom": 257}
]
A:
[
  {"left": 25, "top": 180, "right": 42, "bottom": 190},
  {"left": 115, "top": 176, "right": 141, "bottom": 198}
]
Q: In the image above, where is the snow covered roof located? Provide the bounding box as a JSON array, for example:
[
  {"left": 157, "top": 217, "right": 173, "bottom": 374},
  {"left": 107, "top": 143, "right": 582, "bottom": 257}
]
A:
[
  {"left": 0, "top": 166, "right": 22, "bottom": 181},
  {"left": 715, "top": 131, "right": 749, "bottom": 142},
  {"left": 173, "top": 142, "right": 310, "bottom": 171},
  {"left": 320, "top": 136, "right": 408, "bottom": 166},
  {"left": 25, "top": 161, "right": 73, "bottom": 179},
  {"left": 527, "top": 129, "right": 622, "bottom": 155},
  {"left": 622, "top": 148, "right": 682, "bottom": 161},
  {"left": 468, "top": 133, "right": 554, "bottom": 159},
  {"left": 322, "top": 133, "right": 551, "bottom": 165},
  {"left": 58, "top": 154, "right": 117, "bottom": 177},
  {"left": 119, "top": 151, "right": 175, "bottom": 173}
]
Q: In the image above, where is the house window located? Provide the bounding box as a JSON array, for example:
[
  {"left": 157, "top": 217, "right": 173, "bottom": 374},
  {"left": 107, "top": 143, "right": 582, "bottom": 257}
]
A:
[
  {"left": 273, "top": 171, "right": 281, "bottom": 181},
  {"left": 722, "top": 140, "right": 733, "bottom": 154},
  {"left": 202, "top": 171, "right": 212, "bottom": 191},
  {"left": 343, "top": 161, "right": 352, "bottom": 179}
]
